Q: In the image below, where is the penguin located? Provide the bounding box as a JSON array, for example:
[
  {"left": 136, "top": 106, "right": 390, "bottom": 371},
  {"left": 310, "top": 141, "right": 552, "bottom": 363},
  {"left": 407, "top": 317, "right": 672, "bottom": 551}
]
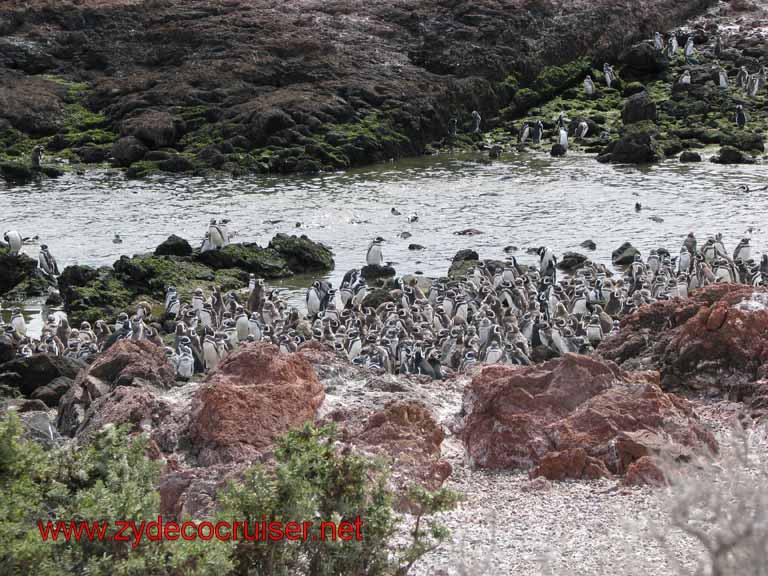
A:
[
  {"left": 3, "top": 231, "right": 22, "bottom": 255},
  {"left": 531, "top": 120, "right": 544, "bottom": 144},
  {"left": 248, "top": 273, "right": 256, "bottom": 294},
  {"left": 716, "top": 67, "right": 728, "bottom": 89},
  {"left": 538, "top": 247, "right": 557, "bottom": 281},
  {"left": 583, "top": 75, "right": 595, "bottom": 96},
  {"left": 714, "top": 34, "right": 722, "bottom": 58},
  {"left": 736, "top": 66, "right": 750, "bottom": 90},
  {"left": 207, "top": 219, "right": 226, "bottom": 250},
  {"left": 247, "top": 278, "right": 265, "bottom": 314},
  {"left": 677, "top": 70, "right": 691, "bottom": 85},
  {"left": 575, "top": 121, "right": 589, "bottom": 139},
  {"left": 734, "top": 238, "right": 751, "bottom": 262},
  {"left": 176, "top": 346, "right": 195, "bottom": 380},
  {"left": 306, "top": 281, "right": 323, "bottom": 318},
  {"left": 483, "top": 341, "right": 503, "bottom": 364},
  {"left": 653, "top": 32, "right": 664, "bottom": 51},
  {"left": 605, "top": 63, "right": 616, "bottom": 88},
  {"left": 558, "top": 127, "right": 568, "bottom": 151},
  {"left": 471, "top": 110, "right": 481, "bottom": 133},
  {"left": 683, "top": 232, "right": 697, "bottom": 255},
  {"left": 11, "top": 309, "right": 26, "bottom": 337},
  {"left": 735, "top": 105, "right": 747, "bottom": 129},
  {"left": 30, "top": 145, "right": 44, "bottom": 170},
  {"left": 666, "top": 35, "right": 678, "bottom": 59},
  {"left": 747, "top": 74, "right": 759, "bottom": 97},
  {"left": 366, "top": 238, "right": 384, "bottom": 266},
  {"left": 38, "top": 244, "right": 59, "bottom": 277},
  {"left": 235, "top": 311, "right": 250, "bottom": 341},
  {"left": 586, "top": 314, "right": 603, "bottom": 346},
  {"left": 448, "top": 117, "right": 458, "bottom": 137},
  {"left": 684, "top": 37, "right": 695, "bottom": 63},
  {"left": 518, "top": 122, "right": 530, "bottom": 144},
  {"left": 113, "top": 233, "right": 123, "bottom": 244},
  {"left": 248, "top": 313, "right": 263, "bottom": 340},
  {"left": 678, "top": 247, "right": 692, "bottom": 274},
  {"left": 203, "top": 334, "right": 220, "bottom": 372},
  {"left": 191, "top": 288, "right": 205, "bottom": 313}
]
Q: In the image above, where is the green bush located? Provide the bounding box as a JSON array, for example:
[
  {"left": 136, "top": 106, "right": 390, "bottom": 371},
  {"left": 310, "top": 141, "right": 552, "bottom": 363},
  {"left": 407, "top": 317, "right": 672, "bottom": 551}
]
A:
[{"left": 0, "top": 416, "right": 458, "bottom": 576}]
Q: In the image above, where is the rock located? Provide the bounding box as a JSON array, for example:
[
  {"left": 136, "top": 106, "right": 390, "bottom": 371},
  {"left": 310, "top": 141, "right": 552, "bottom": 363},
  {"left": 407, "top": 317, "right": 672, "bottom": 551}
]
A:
[
  {"left": 0, "top": 161, "right": 35, "bottom": 183},
  {"left": 196, "top": 243, "right": 291, "bottom": 277},
  {"left": 711, "top": 146, "right": 756, "bottom": 165},
  {"left": 622, "top": 82, "right": 646, "bottom": 97},
  {"left": 111, "top": 136, "right": 148, "bottom": 167},
  {"left": 612, "top": 242, "right": 640, "bottom": 265},
  {"left": 346, "top": 401, "right": 451, "bottom": 511},
  {"left": 74, "top": 145, "right": 111, "bottom": 164},
  {"left": 453, "top": 229, "right": 483, "bottom": 236},
  {"left": 58, "top": 264, "right": 134, "bottom": 325},
  {"left": 557, "top": 252, "right": 588, "bottom": 271},
  {"left": 267, "top": 233, "right": 334, "bottom": 272},
  {"left": 361, "top": 264, "right": 397, "bottom": 280},
  {"left": 361, "top": 287, "right": 397, "bottom": 309},
  {"left": 16, "top": 398, "right": 49, "bottom": 413},
  {"left": 19, "top": 411, "right": 62, "bottom": 449},
  {"left": 621, "top": 91, "right": 657, "bottom": 124},
  {"left": 158, "top": 155, "right": 194, "bottom": 173},
  {"left": 452, "top": 249, "right": 479, "bottom": 262},
  {"left": 619, "top": 42, "right": 669, "bottom": 74},
  {"left": 408, "top": 244, "right": 425, "bottom": 250},
  {"left": 0, "top": 354, "right": 83, "bottom": 397},
  {"left": 30, "top": 376, "right": 73, "bottom": 407},
  {"left": 0, "top": 248, "right": 38, "bottom": 295},
  {"left": 599, "top": 125, "right": 664, "bottom": 164},
  {"left": 447, "top": 249, "right": 480, "bottom": 279},
  {"left": 679, "top": 150, "right": 702, "bottom": 162},
  {"left": 121, "top": 110, "right": 180, "bottom": 148},
  {"left": 461, "top": 354, "right": 716, "bottom": 481},
  {"left": 186, "top": 343, "right": 324, "bottom": 465},
  {"left": 550, "top": 143, "right": 567, "bottom": 157},
  {"left": 623, "top": 456, "right": 666, "bottom": 486},
  {"left": 155, "top": 234, "right": 193, "bottom": 257},
  {"left": 58, "top": 340, "right": 174, "bottom": 436},
  {"left": 580, "top": 239, "right": 596, "bottom": 250}
]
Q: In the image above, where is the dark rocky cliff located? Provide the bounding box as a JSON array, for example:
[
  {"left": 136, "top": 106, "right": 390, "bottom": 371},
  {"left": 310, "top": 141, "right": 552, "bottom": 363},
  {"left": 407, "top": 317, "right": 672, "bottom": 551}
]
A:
[{"left": 0, "top": 0, "right": 716, "bottom": 177}]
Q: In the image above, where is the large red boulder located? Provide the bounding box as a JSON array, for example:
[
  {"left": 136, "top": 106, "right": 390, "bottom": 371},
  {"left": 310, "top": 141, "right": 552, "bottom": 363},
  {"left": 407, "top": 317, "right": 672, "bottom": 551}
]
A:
[
  {"left": 461, "top": 354, "right": 716, "bottom": 483},
  {"left": 601, "top": 284, "right": 768, "bottom": 399},
  {"left": 187, "top": 342, "right": 325, "bottom": 466},
  {"left": 57, "top": 340, "right": 175, "bottom": 436}
]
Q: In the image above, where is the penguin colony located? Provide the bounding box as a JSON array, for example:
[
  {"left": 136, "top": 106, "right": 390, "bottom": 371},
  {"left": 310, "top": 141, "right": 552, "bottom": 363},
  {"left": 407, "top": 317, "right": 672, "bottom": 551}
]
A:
[{"left": 2, "top": 226, "right": 764, "bottom": 383}]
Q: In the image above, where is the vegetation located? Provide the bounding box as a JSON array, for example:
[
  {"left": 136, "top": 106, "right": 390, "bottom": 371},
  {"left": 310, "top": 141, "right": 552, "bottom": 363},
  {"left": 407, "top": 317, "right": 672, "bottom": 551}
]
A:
[{"left": 0, "top": 415, "right": 458, "bottom": 576}]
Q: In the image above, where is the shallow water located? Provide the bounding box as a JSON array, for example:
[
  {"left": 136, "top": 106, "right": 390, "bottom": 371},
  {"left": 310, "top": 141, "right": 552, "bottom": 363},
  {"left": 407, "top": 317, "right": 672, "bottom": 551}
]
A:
[{"left": 2, "top": 148, "right": 767, "bottom": 330}]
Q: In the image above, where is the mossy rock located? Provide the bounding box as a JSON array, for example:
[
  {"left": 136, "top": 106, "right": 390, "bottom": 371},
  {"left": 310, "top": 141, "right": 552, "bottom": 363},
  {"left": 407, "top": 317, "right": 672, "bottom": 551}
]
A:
[
  {"left": 721, "top": 130, "right": 764, "bottom": 153},
  {"left": 0, "top": 161, "right": 35, "bottom": 183},
  {"left": 267, "top": 233, "right": 334, "bottom": 273},
  {"left": 58, "top": 265, "right": 134, "bottom": 325},
  {"left": 0, "top": 248, "right": 38, "bottom": 295},
  {"left": 196, "top": 243, "right": 291, "bottom": 278}
]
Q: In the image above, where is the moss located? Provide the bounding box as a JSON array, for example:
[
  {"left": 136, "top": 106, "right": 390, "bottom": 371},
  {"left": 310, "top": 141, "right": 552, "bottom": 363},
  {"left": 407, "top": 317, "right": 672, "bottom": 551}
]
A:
[
  {"left": 196, "top": 244, "right": 292, "bottom": 278},
  {"left": 267, "top": 233, "right": 335, "bottom": 272},
  {"left": 125, "top": 160, "right": 160, "bottom": 179}
]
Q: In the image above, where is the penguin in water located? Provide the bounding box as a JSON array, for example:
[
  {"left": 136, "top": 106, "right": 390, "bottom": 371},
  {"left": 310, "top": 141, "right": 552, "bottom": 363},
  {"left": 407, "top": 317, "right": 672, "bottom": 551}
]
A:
[
  {"left": 3, "top": 230, "right": 22, "bottom": 255},
  {"left": 366, "top": 238, "right": 384, "bottom": 266},
  {"left": 735, "top": 105, "right": 748, "bottom": 129},
  {"left": 583, "top": 75, "right": 595, "bottom": 96},
  {"left": 471, "top": 110, "right": 482, "bottom": 133},
  {"left": 30, "top": 145, "right": 44, "bottom": 171},
  {"left": 38, "top": 244, "right": 59, "bottom": 277},
  {"left": 113, "top": 233, "right": 123, "bottom": 244},
  {"left": 575, "top": 121, "right": 589, "bottom": 139},
  {"left": 518, "top": 122, "right": 530, "bottom": 144}
]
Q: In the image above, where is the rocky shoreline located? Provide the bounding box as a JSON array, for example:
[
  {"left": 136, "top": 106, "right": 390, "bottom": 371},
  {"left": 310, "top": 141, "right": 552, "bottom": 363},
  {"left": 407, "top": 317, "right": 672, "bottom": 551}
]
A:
[{"left": 5, "top": 0, "right": 761, "bottom": 183}]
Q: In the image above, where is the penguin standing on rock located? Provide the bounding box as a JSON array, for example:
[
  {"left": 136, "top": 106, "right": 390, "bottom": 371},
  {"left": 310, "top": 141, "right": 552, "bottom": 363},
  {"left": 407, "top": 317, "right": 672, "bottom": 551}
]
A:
[
  {"left": 531, "top": 120, "right": 544, "bottom": 144},
  {"left": 603, "top": 63, "right": 615, "bottom": 89},
  {"left": 471, "top": 110, "right": 482, "bottom": 133},
  {"left": 734, "top": 238, "right": 751, "bottom": 262},
  {"left": 518, "top": 122, "right": 530, "bottom": 144},
  {"left": 38, "top": 244, "right": 59, "bottom": 277},
  {"left": 583, "top": 75, "right": 595, "bottom": 96},
  {"left": 31, "top": 145, "right": 44, "bottom": 171},
  {"left": 684, "top": 37, "right": 695, "bottom": 63},
  {"left": 735, "top": 105, "right": 748, "bottom": 129},
  {"left": 654, "top": 32, "right": 664, "bottom": 51},
  {"left": 3, "top": 231, "right": 22, "bottom": 255},
  {"left": 575, "top": 121, "right": 589, "bottom": 139},
  {"left": 677, "top": 70, "right": 691, "bottom": 86},
  {"left": 736, "top": 66, "right": 749, "bottom": 90}
]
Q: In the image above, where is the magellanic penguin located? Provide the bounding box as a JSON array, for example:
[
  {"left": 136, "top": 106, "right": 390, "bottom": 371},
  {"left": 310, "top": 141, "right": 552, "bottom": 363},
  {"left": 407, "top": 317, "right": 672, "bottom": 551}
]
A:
[
  {"left": 575, "top": 121, "right": 589, "bottom": 139},
  {"left": 207, "top": 219, "right": 226, "bottom": 250},
  {"left": 3, "top": 230, "right": 23, "bottom": 255},
  {"left": 603, "top": 63, "right": 615, "bottom": 89},
  {"left": 471, "top": 110, "right": 482, "bottom": 133},
  {"left": 684, "top": 37, "right": 695, "bottom": 63},
  {"left": 735, "top": 105, "right": 748, "bottom": 129},
  {"left": 306, "top": 281, "right": 323, "bottom": 317},
  {"left": 583, "top": 75, "right": 595, "bottom": 96},
  {"left": 734, "top": 238, "right": 751, "bottom": 262},
  {"left": 38, "top": 244, "right": 59, "bottom": 276},
  {"left": 518, "top": 122, "right": 530, "bottom": 145},
  {"left": 366, "top": 238, "right": 384, "bottom": 266},
  {"left": 30, "top": 145, "right": 44, "bottom": 170},
  {"left": 532, "top": 120, "right": 544, "bottom": 144},
  {"left": 559, "top": 127, "right": 568, "bottom": 151},
  {"left": 736, "top": 66, "right": 749, "bottom": 90},
  {"left": 654, "top": 32, "right": 664, "bottom": 51},
  {"left": 677, "top": 70, "right": 691, "bottom": 85}
]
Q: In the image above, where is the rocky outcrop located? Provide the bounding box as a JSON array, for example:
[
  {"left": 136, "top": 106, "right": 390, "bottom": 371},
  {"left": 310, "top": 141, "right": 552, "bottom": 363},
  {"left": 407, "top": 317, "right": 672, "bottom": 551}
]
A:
[
  {"left": 461, "top": 354, "right": 716, "bottom": 483},
  {"left": 621, "top": 91, "right": 657, "bottom": 124},
  {"left": 557, "top": 252, "right": 588, "bottom": 272},
  {"left": 57, "top": 339, "right": 174, "bottom": 436},
  {"left": 619, "top": 42, "right": 670, "bottom": 75},
  {"left": 598, "top": 124, "right": 664, "bottom": 164},
  {"left": 154, "top": 234, "right": 193, "bottom": 257},
  {"left": 600, "top": 285, "right": 768, "bottom": 405},
  {"left": 679, "top": 150, "right": 702, "bottom": 162},
  {"left": 0, "top": 354, "right": 83, "bottom": 402},
  {"left": 611, "top": 242, "right": 640, "bottom": 265},
  {"left": 0, "top": 0, "right": 717, "bottom": 175},
  {"left": 334, "top": 401, "right": 452, "bottom": 511},
  {"left": 268, "top": 233, "right": 335, "bottom": 272},
  {"left": 186, "top": 343, "right": 325, "bottom": 466},
  {"left": 196, "top": 244, "right": 290, "bottom": 277},
  {"left": 710, "top": 146, "right": 757, "bottom": 165},
  {"left": 0, "top": 248, "right": 38, "bottom": 295}
]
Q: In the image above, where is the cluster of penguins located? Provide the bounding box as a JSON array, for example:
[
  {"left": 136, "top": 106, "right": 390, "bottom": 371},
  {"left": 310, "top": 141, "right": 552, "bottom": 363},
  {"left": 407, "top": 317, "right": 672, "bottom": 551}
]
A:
[{"left": 2, "top": 227, "right": 764, "bottom": 382}]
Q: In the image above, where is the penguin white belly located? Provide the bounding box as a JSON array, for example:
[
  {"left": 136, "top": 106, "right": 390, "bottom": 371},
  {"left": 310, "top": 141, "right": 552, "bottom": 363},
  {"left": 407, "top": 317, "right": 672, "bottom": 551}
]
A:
[
  {"left": 366, "top": 245, "right": 383, "bottom": 266},
  {"left": 11, "top": 315, "right": 26, "bottom": 336},
  {"left": 177, "top": 355, "right": 194, "bottom": 379},
  {"left": 484, "top": 348, "right": 503, "bottom": 364},
  {"left": 307, "top": 289, "right": 321, "bottom": 316},
  {"left": 586, "top": 325, "right": 603, "bottom": 344},
  {"left": 203, "top": 342, "right": 220, "bottom": 371},
  {"left": 248, "top": 320, "right": 262, "bottom": 339},
  {"left": 236, "top": 317, "right": 249, "bottom": 341}
]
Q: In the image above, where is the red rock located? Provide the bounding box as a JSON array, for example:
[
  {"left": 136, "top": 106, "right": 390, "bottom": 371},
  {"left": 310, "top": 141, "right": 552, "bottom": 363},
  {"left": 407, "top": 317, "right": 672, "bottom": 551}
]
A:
[
  {"left": 57, "top": 340, "right": 174, "bottom": 436},
  {"left": 187, "top": 342, "right": 325, "bottom": 466},
  {"left": 623, "top": 456, "right": 666, "bottom": 486},
  {"left": 461, "top": 354, "right": 716, "bottom": 482},
  {"left": 601, "top": 284, "right": 768, "bottom": 400}
]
